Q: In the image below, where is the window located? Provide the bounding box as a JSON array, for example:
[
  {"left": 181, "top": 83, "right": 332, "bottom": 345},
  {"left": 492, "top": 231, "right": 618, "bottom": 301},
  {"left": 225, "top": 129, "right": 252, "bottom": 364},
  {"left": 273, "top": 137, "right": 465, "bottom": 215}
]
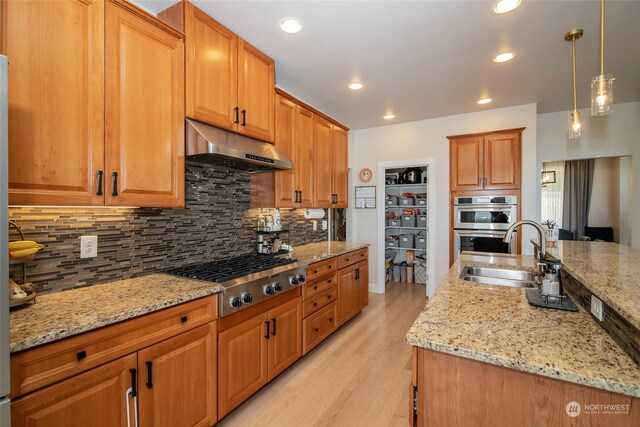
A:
[{"left": 541, "top": 161, "right": 565, "bottom": 228}]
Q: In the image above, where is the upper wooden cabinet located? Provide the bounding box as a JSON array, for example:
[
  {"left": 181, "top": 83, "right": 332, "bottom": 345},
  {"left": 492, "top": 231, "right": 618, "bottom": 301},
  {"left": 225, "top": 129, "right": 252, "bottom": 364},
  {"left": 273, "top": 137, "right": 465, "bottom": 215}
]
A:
[
  {"left": 2, "top": 0, "right": 105, "bottom": 206},
  {"left": 159, "top": 1, "right": 275, "bottom": 143},
  {"left": 332, "top": 126, "right": 349, "bottom": 208},
  {"left": 449, "top": 128, "right": 523, "bottom": 192},
  {"left": 313, "top": 115, "right": 334, "bottom": 208},
  {"left": 2, "top": 0, "right": 185, "bottom": 207},
  {"left": 105, "top": 1, "right": 185, "bottom": 207}
]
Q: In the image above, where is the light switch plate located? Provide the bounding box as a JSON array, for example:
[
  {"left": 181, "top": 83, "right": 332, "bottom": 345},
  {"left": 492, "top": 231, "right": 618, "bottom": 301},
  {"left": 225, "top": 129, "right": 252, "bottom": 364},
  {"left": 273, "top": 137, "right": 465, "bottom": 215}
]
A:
[
  {"left": 80, "top": 235, "right": 98, "bottom": 259},
  {"left": 312, "top": 220, "right": 318, "bottom": 231},
  {"left": 322, "top": 220, "right": 328, "bottom": 231},
  {"left": 590, "top": 295, "right": 604, "bottom": 321}
]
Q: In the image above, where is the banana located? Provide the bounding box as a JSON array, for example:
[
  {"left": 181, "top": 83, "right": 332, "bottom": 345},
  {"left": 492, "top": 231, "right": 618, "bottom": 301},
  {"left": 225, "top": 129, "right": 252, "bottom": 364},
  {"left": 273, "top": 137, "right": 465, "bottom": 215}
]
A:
[
  {"left": 9, "top": 244, "right": 45, "bottom": 258},
  {"left": 9, "top": 241, "right": 40, "bottom": 251}
]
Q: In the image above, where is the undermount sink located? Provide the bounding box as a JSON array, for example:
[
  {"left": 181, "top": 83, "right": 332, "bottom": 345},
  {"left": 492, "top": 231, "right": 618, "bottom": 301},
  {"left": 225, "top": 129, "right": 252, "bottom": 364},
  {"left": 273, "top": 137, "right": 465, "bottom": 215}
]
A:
[{"left": 460, "top": 266, "right": 537, "bottom": 288}]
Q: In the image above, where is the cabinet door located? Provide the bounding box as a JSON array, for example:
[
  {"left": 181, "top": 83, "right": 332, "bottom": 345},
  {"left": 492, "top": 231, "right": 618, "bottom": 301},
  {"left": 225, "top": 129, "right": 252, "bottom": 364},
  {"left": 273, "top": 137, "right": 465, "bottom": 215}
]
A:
[
  {"left": 313, "top": 115, "right": 334, "bottom": 208},
  {"left": 237, "top": 39, "right": 275, "bottom": 142},
  {"left": 295, "top": 105, "right": 315, "bottom": 207},
  {"left": 218, "top": 313, "right": 269, "bottom": 418},
  {"left": 483, "top": 132, "right": 521, "bottom": 190},
  {"left": 3, "top": 0, "right": 105, "bottom": 206},
  {"left": 332, "top": 126, "right": 349, "bottom": 208},
  {"left": 137, "top": 323, "right": 216, "bottom": 427},
  {"left": 354, "top": 261, "right": 369, "bottom": 312},
  {"left": 11, "top": 353, "right": 136, "bottom": 427},
  {"left": 105, "top": 2, "right": 185, "bottom": 207},
  {"left": 449, "top": 136, "right": 483, "bottom": 191},
  {"left": 268, "top": 298, "right": 302, "bottom": 380},
  {"left": 337, "top": 265, "right": 357, "bottom": 326},
  {"left": 184, "top": 3, "right": 238, "bottom": 131},
  {"left": 273, "top": 94, "right": 296, "bottom": 207}
]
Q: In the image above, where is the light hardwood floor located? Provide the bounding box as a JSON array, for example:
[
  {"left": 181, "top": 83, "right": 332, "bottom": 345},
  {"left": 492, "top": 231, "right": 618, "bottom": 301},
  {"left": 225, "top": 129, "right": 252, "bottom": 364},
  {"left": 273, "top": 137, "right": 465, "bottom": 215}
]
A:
[{"left": 218, "top": 282, "right": 427, "bottom": 427}]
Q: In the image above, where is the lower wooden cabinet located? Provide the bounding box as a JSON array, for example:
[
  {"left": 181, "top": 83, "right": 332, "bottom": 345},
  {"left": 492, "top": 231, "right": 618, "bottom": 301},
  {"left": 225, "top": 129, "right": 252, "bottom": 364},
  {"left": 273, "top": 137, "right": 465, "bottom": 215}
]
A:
[
  {"left": 10, "top": 296, "right": 218, "bottom": 427},
  {"left": 218, "top": 297, "right": 302, "bottom": 418},
  {"left": 11, "top": 354, "right": 137, "bottom": 427},
  {"left": 337, "top": 260, "right": 368, "bottom": 326},
  {"left": 137, "top": 323, "right": 217, "bottom": 427},
  {"left": 303, "top": 302, "right": 337, "bottom": 354}
]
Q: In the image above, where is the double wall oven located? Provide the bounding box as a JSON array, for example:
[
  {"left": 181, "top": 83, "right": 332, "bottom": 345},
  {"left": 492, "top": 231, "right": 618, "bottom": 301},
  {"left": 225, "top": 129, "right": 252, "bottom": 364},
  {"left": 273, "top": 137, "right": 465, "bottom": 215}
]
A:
[{"left": 452, "top": 195, "right": 518, "bottom": 260}]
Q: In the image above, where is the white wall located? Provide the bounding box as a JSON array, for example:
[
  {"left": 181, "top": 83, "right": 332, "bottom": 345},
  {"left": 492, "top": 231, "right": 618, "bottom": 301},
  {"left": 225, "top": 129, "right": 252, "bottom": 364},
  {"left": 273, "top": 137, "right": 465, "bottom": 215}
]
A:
[
  {"left": 348, "top": 104, "right": 538, "bottom": 293},
  {"left": 588, "top": 157, "right": 620, "bottom": 242},
  {"left": 537, "top": 101, "right": 640, "bottom": 249}
]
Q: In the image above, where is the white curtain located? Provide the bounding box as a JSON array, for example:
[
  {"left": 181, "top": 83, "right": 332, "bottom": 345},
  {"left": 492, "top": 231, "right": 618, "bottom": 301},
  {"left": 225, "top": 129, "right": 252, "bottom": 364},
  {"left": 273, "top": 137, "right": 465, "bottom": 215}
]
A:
[{"left": 541, "top": 161, "right": 565, "bottom": 228}]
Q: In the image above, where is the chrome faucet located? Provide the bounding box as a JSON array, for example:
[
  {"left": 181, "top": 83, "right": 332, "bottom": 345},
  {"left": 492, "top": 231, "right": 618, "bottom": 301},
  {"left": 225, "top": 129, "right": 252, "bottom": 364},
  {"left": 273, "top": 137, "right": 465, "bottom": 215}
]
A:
[{"left": 503, "top": 220, "right": 547, "bottom": 280}]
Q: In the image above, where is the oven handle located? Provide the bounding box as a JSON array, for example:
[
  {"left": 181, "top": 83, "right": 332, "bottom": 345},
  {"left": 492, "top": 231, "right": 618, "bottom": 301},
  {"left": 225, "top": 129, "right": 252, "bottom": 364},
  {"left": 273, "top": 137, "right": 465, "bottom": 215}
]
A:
[
  {"left": 454, "top": 230, "right": 514, "bottom": 238},
  {"left": 453, "top": 205, "right": 516, "bottom": 211}
]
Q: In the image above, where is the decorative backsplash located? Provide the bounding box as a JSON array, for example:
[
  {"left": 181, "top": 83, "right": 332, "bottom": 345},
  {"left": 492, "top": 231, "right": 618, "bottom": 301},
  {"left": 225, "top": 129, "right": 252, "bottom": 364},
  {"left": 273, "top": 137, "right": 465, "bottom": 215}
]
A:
[{"left": 8, "top": 163, "right": 327, "bottom": 293}]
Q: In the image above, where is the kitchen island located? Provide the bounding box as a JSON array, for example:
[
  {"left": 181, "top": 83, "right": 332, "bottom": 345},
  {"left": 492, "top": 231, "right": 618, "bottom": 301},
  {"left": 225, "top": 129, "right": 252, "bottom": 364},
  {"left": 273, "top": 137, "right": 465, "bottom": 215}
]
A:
[{"left": 406, "top": 250, "right": 640, "bottom": 426}]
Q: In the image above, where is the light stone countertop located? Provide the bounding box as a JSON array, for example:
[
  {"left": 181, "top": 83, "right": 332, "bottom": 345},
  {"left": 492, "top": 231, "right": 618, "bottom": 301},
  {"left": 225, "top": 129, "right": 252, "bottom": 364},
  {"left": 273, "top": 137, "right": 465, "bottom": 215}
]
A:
[
  {"left": 406, "top": 252, "right": 640, "bottom": 398},
  {"left": 285, "top": 241, "right": 369, "bottom": 266},
  {"left": 10, "top": 274, "right": 221, "bottom": 354},
  {"left": 537, "top": 241, "right": 640, "bottom": 331}
]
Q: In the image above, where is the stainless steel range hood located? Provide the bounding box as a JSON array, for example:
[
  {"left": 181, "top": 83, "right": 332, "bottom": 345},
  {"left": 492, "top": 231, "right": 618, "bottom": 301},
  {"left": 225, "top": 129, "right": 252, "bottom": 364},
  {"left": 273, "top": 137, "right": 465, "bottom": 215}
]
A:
[{"left": 185, "top": 118, "right": 292, "bottom": 173}]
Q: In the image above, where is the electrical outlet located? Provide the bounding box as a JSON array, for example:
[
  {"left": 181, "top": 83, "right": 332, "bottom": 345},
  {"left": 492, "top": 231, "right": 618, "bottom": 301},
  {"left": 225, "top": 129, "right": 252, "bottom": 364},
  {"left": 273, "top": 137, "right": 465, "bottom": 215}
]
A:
[
  {"left": 322, "top": 220, "right": 328, "bottom": 231},
  {"left": 312, "top": 220, "right": 318, "bottom": 231},
  {"left": 80, "top": 235, "right": 98, "bottom": 259},
  {"left": 590, "top": 295, "right": 604, "bottom": 321}
]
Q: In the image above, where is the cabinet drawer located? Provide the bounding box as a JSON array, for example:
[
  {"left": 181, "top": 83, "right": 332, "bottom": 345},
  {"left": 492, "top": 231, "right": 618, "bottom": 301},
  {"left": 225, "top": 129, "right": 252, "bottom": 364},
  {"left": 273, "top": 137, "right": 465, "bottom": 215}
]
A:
[
  {"left": 303, "top": 302, "right": 337, "bottom": 354},
  {"left": 306, "top": 258, "right": 337, "bottom": 282},
  {"left": 302, "top": 272, "right": 337, "bottom": 300},
  {"left": 10, "top": 296, "right": 217, "bottom": 398},
  {"left": 337, "top": 248, "right": 368, "bottom": 269},
  {"left": 303, "top": 286, "right": 337, "bottom": 318}
]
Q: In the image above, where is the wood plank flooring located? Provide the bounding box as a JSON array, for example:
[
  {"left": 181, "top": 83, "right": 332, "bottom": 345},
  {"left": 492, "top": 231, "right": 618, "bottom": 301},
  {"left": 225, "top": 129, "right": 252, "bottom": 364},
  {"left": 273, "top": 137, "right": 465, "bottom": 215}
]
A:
[{"left": 218, "top": 282, "right": 427, "bottom": 427}]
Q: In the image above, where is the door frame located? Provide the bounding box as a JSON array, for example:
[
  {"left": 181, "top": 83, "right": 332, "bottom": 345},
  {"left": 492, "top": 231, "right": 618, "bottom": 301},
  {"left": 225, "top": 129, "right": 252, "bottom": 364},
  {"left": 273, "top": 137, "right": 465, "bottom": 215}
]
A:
[{"left": 376, "top": 158, "right": 436, "bottom": 298}]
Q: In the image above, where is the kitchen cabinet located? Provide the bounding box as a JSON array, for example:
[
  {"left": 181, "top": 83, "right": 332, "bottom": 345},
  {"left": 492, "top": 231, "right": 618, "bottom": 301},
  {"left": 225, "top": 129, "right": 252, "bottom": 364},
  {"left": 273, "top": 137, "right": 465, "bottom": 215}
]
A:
[
  {"left": 448, "top": 128, "right": 523, "bottom": 192},
  {"left": 313, "top": 115, "right": 335, "bottom": 208},
  {"left": 158, "top": 1, "right": 275, "bottom": 143},
  {"left": 137, "top": 324, "right": 216, "bottom": 427},
  {"left": 218, "top": 296, "right": 301, "bottom": 418},
  {"left": 11, "top": 354, "right": 136, "bottom": 427},
  {"left": 2, "top": 0, "right": 105, "bottom": 206},
  {"left": 2, "top": 0, "right": 185, "bottom": 207},
  {"left": 337, "top": 260, "right": 368, "bottom": 326},
  {"left": 105, "top": 0, "right": 185, "bottom": 208},
  {"left": 411, "top": 347, "right": 640, "bottom": 427},
  {"left": 10, "top": 296, "right": 218, "bottom": 427},
  {"left": 332, "top": 126, "right": 349, "bottom": 208}
]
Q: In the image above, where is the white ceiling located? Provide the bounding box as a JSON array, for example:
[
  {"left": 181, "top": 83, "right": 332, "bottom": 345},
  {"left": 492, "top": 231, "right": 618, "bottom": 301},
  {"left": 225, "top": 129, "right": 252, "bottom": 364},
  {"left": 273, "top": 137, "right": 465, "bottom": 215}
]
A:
[{"left": 136, "top": 0, "right": 640, "bottom": 130}]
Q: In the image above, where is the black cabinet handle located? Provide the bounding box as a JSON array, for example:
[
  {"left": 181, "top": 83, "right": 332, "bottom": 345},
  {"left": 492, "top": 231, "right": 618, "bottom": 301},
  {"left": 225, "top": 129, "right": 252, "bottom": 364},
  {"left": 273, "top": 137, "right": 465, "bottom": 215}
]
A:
[
  {"left": 327, "top": 295, "right": 332, "bottom": 299},
  {"left": 328, "top": 265, "right": 332, "bottom": 269},
  {"left": 328, "top": 317, "right": 333, "bottom": 322},
  {"left": 76, "top": 350, "right": 87, "bottom": 361},
  {"left": 328, "top": 279, "right": 332, "bottom": 284},
  {"left": 313, "top": 270, "right": 318, "bottom": 274},
  {"left": 271, "top": 318, "right": 277, "bottom": 336},
  {"left": 145, "top": 361, "right": 153, "bottom": 389},
  {"left": 313, "top": 285, "right": 318, "bottom": 290},
  {"left": 355, "top": 268, "right": 360, "bottom": 280},
  {"left": 111, "top": 172, "right": 118, "bottom": 196},
  {"left": 264, "top": 321, "right": 270, "bottom": 339},
  {"left": 313, "top": 327, "right": 319, "bottom": 332},
  {"left": 298, "top": 190, "right": 303, "bottom": 203},
  {"left": 241, "top": 110, "right": 246, "bottom": 126},
  {"left": 129, "top": 368, "right": 137, "bottom": 397},
  {"left": 234, "top": 106, "right": 240, "bottom": 124},
  {"left": 313, "top": 302, "right": 318, "bottom": 307},
  {"left": 96, "top": 171, "right": 103, "bottom": 196},
  {"left": 180, "top": 316, "right": 188, "bottom": 323}
]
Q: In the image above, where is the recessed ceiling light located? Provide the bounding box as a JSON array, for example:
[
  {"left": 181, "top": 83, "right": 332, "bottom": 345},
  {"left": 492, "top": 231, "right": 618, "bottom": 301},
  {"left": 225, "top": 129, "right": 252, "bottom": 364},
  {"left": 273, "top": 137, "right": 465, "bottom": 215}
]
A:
[
  {"left": 348, "top": 82, "right": 364, "bottom": 90},
  {"left": 477, "top": 98, "right": 493, "bottom": 105},
  {"left": 279, "top": 17, "right": 303, "bottom": 34},
  {"left": 383, "top": 113, "right": 395, "bottom": 120},
  {"left": 493, "top": 51, "right": 516, "bottom": 63},
  {"left": 492, "top": 0, "right": 521, "bottom": 14}
]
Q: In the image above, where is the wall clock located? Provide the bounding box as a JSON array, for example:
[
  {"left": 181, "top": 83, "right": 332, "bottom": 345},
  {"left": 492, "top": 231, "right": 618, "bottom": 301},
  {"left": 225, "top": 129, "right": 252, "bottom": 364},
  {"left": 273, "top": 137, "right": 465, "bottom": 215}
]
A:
[{"left": 359, "top": 168, "right": 373, "bottom": 183}]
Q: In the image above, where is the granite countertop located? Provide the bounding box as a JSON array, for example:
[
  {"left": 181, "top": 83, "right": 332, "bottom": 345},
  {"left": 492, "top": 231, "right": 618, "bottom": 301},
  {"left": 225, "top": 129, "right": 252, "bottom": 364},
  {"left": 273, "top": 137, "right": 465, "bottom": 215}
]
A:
[
  {"left": 406, "top": 252, "right": 640, "bottom": 398},
  {"left": 536, "top": 240, "right": 640, "bottom": 331},
  {"left": 10, "top": 274, "right": 221, "bottom": 354},
  {"left": 288, "top": 241, "right": 369, "bottom": 265}
]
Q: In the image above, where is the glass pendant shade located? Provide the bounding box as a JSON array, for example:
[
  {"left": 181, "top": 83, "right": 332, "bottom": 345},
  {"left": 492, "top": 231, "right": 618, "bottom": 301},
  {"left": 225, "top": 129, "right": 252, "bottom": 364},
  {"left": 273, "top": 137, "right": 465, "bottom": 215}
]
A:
[
  {"left": 591, "top": 74, "right": 614, "bottom": 115},
  {"left": 568, "top": 110, "right": 582, "bottom": 140}
]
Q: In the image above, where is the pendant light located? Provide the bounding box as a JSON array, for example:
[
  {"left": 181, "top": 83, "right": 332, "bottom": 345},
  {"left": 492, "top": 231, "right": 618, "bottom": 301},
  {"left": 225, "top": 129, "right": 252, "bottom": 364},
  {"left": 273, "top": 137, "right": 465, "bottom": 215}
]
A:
[
  {"left": 591, "top": 0, "right": 614, "bottom": 115},
  {"left": 565, "top": 29, "right": 583, "bottom": 140}
]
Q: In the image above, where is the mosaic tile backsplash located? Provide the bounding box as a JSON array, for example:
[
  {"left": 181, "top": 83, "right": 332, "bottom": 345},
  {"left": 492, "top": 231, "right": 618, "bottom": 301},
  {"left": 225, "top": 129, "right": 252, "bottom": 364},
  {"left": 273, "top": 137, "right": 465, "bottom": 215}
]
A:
[{"left": 8, "top": 163, "right": 327, "bottom": 293}]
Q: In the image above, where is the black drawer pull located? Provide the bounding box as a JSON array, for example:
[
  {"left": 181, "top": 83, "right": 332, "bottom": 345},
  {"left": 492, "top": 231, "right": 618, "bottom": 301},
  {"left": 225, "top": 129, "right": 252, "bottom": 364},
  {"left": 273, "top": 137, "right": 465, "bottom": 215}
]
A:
[
  {"left": 234, "top": 106, "right": 239, "bottom": 124},
  {"left": 145, "top": 361, "right": 153, "bottom": 389},
  {"left": 265, "top": 321, "right": 271, "bottom": 339},
  {"left": 328, "top": 317, "right": 333, "bottom": 322},
  {"left": 313, "top": 327, "right": 319, "bottom": 332},
  {"left": 271, "top": 318, "right": 277, "bottom": 336},
  {"left": 313, "top": 302, "right": 318, "bottom": 307},
  {"left": 76, "top": 351, "right": 87, "bottom": 361},
  {"left": 313, "top": 270, "right": 318, "bottom": 274},
  {"left": 345, "top": 258, "right": 350, "bottom": 262},
  {"left": 327, "top": 295, "right": 332, "bottom": 299},
  {"left": 328, "top": 280, "right": 332, "bottom": 284},
  {"left": 241, "top": 109, "right": 247, "bottom": 126},
  {"left": 111, "top": 172, "right": 118, "bottom": 196},
  {"left": 313, "top": 285, "right": 318, "bottom": 290},
  {"left": 328, "top": 265, "right": 332, "bottom": 269},
  {"left": 129, "top": 368, "right": 137, "bottom": 397},
  {"left": 180, "top": 316, "right": 188, "bottom": 323}
]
